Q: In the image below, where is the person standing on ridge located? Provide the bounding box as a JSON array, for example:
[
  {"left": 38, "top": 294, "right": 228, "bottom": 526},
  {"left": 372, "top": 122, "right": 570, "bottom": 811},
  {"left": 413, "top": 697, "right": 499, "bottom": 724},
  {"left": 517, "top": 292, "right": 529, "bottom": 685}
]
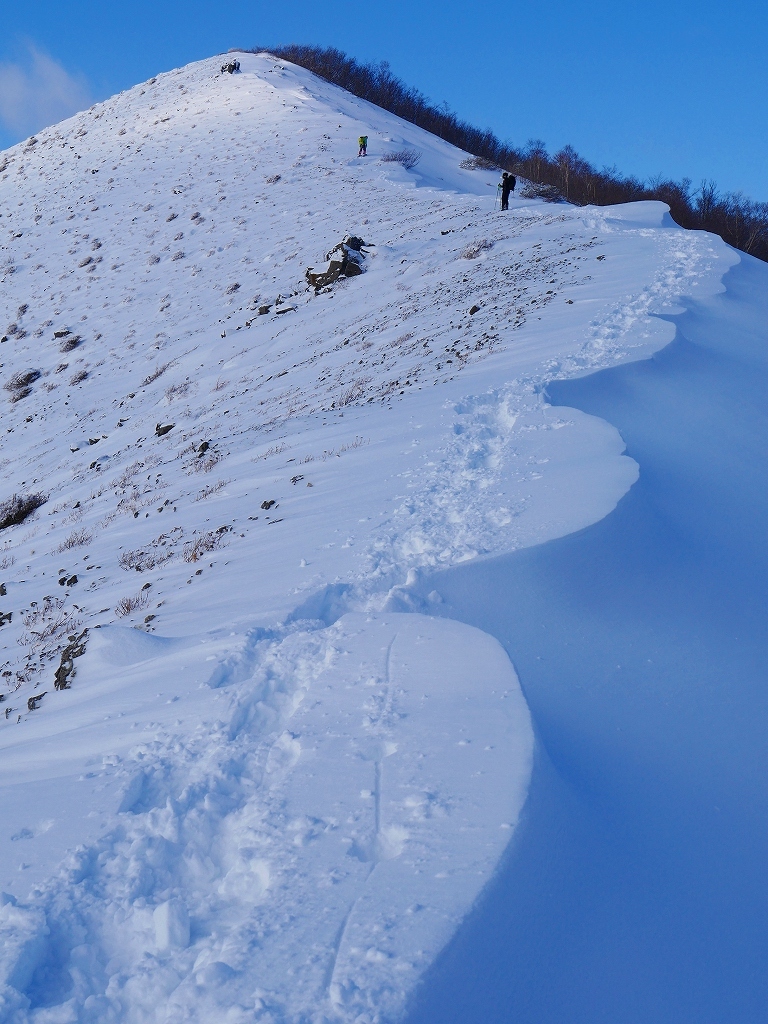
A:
[
  {"left": 499, "top": 171, "right": 516, "bottom": 210},
  {"left": 358, "top": 136, "right": 368, "bottom": 157}
]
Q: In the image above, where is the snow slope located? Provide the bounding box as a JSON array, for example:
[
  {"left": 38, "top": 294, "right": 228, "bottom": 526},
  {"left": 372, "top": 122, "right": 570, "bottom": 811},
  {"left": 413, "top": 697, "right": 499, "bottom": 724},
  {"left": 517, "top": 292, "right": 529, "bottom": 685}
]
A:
[{"left": 0, "top": 51, "right": 735, "bottom": 1023}]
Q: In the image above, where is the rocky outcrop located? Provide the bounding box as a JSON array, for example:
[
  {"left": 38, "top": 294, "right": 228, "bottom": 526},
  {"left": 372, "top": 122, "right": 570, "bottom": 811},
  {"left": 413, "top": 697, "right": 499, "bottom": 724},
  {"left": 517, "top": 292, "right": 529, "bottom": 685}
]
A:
[
  {"left": 306, "top": 236, "right": 371, "bottom": 291},
  {"left": 54, "top": 629, "right": 89, "bottom": 690}
]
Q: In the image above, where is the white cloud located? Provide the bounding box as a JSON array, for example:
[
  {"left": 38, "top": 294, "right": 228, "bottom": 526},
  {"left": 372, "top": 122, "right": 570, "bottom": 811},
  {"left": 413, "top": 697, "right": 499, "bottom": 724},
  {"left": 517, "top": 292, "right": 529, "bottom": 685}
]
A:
[{"left": 0, "top": 45, "right": 91, "bottom": 139}]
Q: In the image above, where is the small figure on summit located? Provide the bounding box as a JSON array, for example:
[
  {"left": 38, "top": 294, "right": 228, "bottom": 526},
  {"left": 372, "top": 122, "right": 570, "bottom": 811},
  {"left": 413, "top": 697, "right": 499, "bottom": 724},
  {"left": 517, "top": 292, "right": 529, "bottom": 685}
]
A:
[
  {"left": 358, "top": 136, "right": 368, "bottom": 157},
  {"left": 499, "top": 171, "right": 516, "bottom": 211}
]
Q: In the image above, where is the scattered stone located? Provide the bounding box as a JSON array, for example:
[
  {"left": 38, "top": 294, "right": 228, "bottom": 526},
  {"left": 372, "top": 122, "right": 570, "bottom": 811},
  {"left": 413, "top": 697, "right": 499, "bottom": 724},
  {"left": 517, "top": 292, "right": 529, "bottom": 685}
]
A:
[
  {"left": 27, "top": 692, "right": 47, "bottom": 711},
  {"left": 261, "top": 499, "right": 276, "bottom": 510},
  {"left": 469, "top": 304, "right": 481, "bottom": 315},
  {"left": 155, "top": 423, "right": 175, "bottom": 436}
]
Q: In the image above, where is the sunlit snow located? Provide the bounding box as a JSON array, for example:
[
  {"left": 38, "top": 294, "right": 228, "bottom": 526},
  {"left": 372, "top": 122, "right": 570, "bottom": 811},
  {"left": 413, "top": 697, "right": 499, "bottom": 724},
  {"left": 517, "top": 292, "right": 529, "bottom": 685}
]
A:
[{"left": 0, "top": 51, "right": 738, "bottom": 1023}]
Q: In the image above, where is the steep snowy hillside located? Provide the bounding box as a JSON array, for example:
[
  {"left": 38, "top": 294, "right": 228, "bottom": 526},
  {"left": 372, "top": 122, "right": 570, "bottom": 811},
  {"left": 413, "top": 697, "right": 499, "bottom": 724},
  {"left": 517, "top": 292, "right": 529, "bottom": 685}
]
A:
[{"left": 0, "top": 51, "right": 734, "bottom": 1023}]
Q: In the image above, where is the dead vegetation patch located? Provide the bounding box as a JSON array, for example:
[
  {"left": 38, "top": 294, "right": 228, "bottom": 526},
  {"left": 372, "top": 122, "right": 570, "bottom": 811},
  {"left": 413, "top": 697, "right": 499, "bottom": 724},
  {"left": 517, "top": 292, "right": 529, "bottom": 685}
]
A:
[
  {"left": 115, "top": 591, "right": 150, "bottom": 617},
  {"left": 0, "top": 493, "right": 46, "bottom": 531},
  {"left": 118, "top": 528, "right": 183, "bottom": 571},
  {"left": 56, "top": 528, "right": 92, "bottom": 552},
  {"left": 183, "top": 526, "right": 231, "bottom": 563}
]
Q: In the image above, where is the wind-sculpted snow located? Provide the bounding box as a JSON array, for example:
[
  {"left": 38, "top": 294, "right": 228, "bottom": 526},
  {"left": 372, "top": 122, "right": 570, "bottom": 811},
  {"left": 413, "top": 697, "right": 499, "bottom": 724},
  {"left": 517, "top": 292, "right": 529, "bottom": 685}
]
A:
[
  {"left": 0, "top": 51, "right": 735, "bottom": 1023},
  {"left": 0, "top": 616, "right": 530, "bottom": 1023}
]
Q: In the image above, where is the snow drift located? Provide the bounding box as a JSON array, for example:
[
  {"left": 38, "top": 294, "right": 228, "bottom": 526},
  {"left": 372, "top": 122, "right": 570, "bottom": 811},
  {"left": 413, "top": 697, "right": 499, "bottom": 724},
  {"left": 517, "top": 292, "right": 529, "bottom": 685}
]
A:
[{"left": 0, "top": 50, "right": 737, "bottom": 1023}]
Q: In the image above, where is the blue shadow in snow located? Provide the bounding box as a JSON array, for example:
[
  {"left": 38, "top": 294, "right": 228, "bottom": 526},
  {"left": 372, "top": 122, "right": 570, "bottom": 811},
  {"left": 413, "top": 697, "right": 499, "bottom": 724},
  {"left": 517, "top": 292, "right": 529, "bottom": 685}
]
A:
[{"left": 404, "top": 252, "right": 768, "bottom": 1023}]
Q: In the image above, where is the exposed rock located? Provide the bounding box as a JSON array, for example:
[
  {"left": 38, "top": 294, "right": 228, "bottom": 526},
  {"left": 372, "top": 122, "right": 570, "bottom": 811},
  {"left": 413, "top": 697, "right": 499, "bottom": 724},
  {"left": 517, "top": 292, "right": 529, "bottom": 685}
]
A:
[
  {"left": 54, "top": 629, "right": 89, "bottom": 690},
  {"left": 306, "top": 237, "right": 372, "bottom": 291}
]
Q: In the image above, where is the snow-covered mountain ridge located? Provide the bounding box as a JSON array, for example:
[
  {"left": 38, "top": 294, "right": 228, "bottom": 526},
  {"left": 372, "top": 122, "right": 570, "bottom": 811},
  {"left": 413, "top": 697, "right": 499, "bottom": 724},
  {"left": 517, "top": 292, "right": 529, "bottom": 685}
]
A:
[{"left": 0, "top": 51, "right": 735, "bottom": 1023}]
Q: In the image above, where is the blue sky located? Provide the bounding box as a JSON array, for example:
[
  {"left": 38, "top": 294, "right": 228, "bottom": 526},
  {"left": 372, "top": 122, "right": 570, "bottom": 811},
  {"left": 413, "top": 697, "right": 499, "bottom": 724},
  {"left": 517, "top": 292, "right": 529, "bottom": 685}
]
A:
[{"left": 1, "top": 0, "right": 766, "bottom": 201}]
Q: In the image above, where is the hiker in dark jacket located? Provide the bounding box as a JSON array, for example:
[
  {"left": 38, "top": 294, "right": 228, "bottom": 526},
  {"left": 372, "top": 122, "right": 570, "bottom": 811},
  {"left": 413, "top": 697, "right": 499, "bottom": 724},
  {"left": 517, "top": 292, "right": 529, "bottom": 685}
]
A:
[{"left": 500, "top": 171, "right": 516, "bottom": 210}]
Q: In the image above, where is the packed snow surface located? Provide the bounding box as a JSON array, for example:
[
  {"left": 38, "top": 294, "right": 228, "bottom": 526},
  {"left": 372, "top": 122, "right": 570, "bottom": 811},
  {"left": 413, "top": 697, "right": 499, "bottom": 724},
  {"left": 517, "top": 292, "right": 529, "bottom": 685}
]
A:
[{"left": 0, "top": 51, "right": 735, "bottom": 1023}]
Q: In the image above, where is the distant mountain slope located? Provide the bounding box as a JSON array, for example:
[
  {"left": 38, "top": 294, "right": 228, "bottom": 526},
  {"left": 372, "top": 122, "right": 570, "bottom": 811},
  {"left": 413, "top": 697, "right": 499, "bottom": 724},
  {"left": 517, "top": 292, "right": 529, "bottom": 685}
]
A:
[{"left": 0, "top": 52, "right": 734, "bottom": 1022}]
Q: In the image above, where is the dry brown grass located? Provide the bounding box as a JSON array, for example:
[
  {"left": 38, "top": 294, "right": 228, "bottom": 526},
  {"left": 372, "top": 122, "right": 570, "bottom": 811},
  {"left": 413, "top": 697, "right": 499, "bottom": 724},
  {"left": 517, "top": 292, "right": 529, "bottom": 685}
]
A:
[
  {"left": 115, "top": 591, "right": 150, "bottom": 617},
  {"left": 56, "top": 528, "right": 92, "bottom": 552},
  {"left": 183, "top": 526, "right": 231, "bottom": 563}
]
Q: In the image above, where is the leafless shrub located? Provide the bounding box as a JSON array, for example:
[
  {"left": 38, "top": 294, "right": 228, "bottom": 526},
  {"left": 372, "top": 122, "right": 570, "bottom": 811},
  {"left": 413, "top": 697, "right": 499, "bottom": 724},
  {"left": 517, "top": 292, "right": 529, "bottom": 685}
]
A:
[
  {"left": 165, "top": 381, "right": 192, "bottom": 401},
  {"left": 171, "top": 251, "right": 185, "bottom": 261},
  {"left": 193, "top": 451, "right": 224, "bottom": 473},
  {"left": 0, "top": 553, "right": 15, "bottom": 569},
  {"left": 19, "top": 596, "right": 80, "bottom": 655},
  {"left": 252, "top": 442, "right": 288, "bottom": 463},
  {"left": 265, "top": 174, "right": 281, "bottom": 184},
  {"left": 225, "top": 282, "right": 240, "bottom": 294},
  {"left": 148, "top": 254, "right": 161, "bottom": 265},
  {"left": 60, "top": 335, "right": 82, "bottom": 352},
  {"left": 460, "top": 155, "right": 499, "bottom": 170},
  {"left": 56, "top": 528, "right": 92, "bottom": 552},
  {"left": 118, "top": 547, "right": 173, "bottom": 572},
  {"left": 213, "top": 377, "right": 229, "bottom": 392},
  {"left": 55, "top": 363, "right": 68, "bottom": 373},
  {"left": 0, "top": 493, "right": 46, "bottom": 531},
  {"left": 112, "top": 460, "right": 144, "bottom": 490},
  {"left": 337, "top": 377, "right": 371, "bottom": 407},
  {"left": 5, "top": 369, "right": 40, "bottom": 391},
  {"left": 183, "top": 526, "right": 231, "bottom": 563},
  {"left": 141, "top": 361, "right": 173, "bottom": 387},
  {"left": 115, "top": 591, "right": 150, "bottom": 617},
  {"left": 69, "top": 369, "right": 88, "bottom": 385},
  {"left": 462, "top": 238, "right": 495, "bottom": 259},
  {"left": 320, "top": 435, "right": 370, "bottom": 460},
  {"left": 118, "top": 528, "right": 181, "bottom": 570},
  {"left": 381, "top": 148, "right": 421, "bottom": 170},
  {"left": 519, "top": 181, "right": 565, "bottom": 202},
  {"left": 195, "top": 479, "right": 229, "bottom": 501},
  {"left": 8, "top": 387, "right": 32, "bottom": 403}
]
